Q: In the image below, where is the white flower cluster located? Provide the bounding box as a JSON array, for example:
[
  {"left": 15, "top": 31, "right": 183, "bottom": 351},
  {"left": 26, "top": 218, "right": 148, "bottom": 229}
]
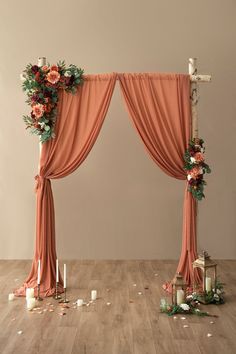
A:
[{"left": 180, "top": 303, "right": 190, "bottom": 311}]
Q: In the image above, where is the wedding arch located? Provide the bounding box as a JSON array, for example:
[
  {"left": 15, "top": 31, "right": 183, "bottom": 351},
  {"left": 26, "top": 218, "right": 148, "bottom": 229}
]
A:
[{"left": 16, "top": 58, "right": 211, "bottom": 297}]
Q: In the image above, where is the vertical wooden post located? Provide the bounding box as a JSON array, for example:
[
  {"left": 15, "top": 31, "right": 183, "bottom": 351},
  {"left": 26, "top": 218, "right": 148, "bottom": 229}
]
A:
[{"left": 189, "top": 58, "right": 199, "bottom": 140}]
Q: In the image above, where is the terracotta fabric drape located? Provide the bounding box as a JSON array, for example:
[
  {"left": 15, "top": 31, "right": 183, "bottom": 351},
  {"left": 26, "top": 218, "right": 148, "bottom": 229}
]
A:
[
  {"left": 118, "top": 73, "right": 201, "bottom": 285},
  {"left": 15, "top": 73, "right": 117, "bottom": 297}
]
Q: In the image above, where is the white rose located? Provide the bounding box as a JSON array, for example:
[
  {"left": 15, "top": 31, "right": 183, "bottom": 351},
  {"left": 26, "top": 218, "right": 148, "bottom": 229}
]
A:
[
  {"left": 214, "top": 293, "right": 220, "bottom": 301},
  {"left": 190, "top": 157, "right": 196, "bottom": 163},
  {"left": 186, "top": 295, "right": 193, "bottom": 300},
  {"left": 216, "top": 289, "right": 221, "bottom": 294},
  {"left": 201, "top": 148, "right": 204, "bottom": 153},
  {"left": 187, "top": 175, "right": 192, "bottom": 181},
  {"left": 64, "top": 71, "right": 71, "bottom": 77},
  {"left": 180, "top": 303, "right": 190, "bottom": 311}
]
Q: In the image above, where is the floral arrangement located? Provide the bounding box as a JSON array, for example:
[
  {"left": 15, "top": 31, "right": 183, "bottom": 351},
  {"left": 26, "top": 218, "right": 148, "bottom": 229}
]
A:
[
  {"left": 160, "top": 298, "right": 217, "bottom": 317},
  {"left": 21, "top": 61, "right": 84, "bottom": 143},
  {"left": 190, "top": 280, "right": 225, "bottom": 305},
  {"left": 184, "top": 138, "right": 211, "bottom": 200}
]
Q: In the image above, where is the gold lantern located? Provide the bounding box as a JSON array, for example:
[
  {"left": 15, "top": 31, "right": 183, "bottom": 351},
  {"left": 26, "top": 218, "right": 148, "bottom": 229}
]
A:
[
  {"left": 193, "top": 251, "right": 217, "bottom": 301},
  {"left": 171, "top": 272, "right": 187, "bottom": 306}
]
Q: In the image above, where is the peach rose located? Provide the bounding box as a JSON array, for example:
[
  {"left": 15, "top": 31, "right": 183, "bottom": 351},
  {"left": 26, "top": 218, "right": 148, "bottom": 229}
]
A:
[
  {"left": 189, "top": 166, "right": 201, "bottom": 179},
  {"left": 32, "top": 104, "right": 44, "bottom": 119},
  {"left": 194, "top": 152, "right": 204, "bottom": 163},
  {"left": 46, "top": 70, "right": 60, "bottom": 84},
  {"left": 50, "top": 65, "right": 58, "bottom": 72}
]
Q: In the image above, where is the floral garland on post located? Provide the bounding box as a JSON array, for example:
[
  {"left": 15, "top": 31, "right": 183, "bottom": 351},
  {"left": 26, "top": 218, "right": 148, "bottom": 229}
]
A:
[
  {"left": 184, "top": 138, "right": 211, "bottom": 200},
  {"left": 21, "top": 61, "right": 84, "bottom": 143}
]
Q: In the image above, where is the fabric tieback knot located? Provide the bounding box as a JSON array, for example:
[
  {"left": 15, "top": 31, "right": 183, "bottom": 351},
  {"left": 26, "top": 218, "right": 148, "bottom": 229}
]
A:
[{"left": 34, "top": 175, "right": 46, "bottom": 192}]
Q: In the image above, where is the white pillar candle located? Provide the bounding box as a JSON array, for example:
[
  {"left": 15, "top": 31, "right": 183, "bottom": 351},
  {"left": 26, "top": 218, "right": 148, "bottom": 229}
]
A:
[
  {"left": 205, "top": 277, "right": 212, "bottom": 292},
  {"left": 37, "top": 260, "right": 41, "bottom": 285},
  {"left": 38, "top": 57, "right": 46, "bottom": 67},
  {"left": 77, "top": 299, "right": 83, "bottom": 307},
  {"left": 26, "top": 298, "right": 36, "bottom": 310},
  {"left": 56, "top": 259, "right": 59, "bottom": 283},
  {"left": 91, "top": 290, "right": 97, "bottom": 301},
  {"left": 8, "top": 293, "right": 15, "bottom": 301},
  {"left": 26, "top": 288, "right": 35, "bottom": 299},
  {"left": 63, "top": 264, "right": 66, "bottom": 288},
  {"left": 176, "top": 289, "right": 185, "bottom": 305}
]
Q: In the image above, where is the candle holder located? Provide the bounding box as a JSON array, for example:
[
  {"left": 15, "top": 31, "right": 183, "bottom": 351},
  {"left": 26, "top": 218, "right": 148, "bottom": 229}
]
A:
[
  {"left": 193, "top": 250, "right": 217, "bottom": 304},
  {"left": 171, "top": 272, "right": 187, "bottom": 305},
  {"left": 59, "top": 288, "right": 69, "bottom": 303},
  {"left": 53, "top": 282, "right": 62, "bottom": 300},
  {"left": 36, "top": 284, "right": 43, "bottom": 301}
]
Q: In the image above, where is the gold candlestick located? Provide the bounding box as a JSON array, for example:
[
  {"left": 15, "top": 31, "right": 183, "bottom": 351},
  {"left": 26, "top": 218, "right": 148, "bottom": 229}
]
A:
[
  {"left": 53, "top": 282, "right": 62, "bottom": 300},
  {"left": 36, "top": 284, "right": 43, "bottom": 301},
  {"left": 59, "top": 288, "right": 69, "bottom": 303}
]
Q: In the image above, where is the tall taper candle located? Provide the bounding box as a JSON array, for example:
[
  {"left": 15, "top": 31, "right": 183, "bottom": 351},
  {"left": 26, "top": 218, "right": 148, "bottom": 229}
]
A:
[
  {"left": 56, "top": 259, "right": 59, "bottom": 283},
  {"left": 37, "top": 260, "right": 41, "bottom": 285},
  {"left": 63, "top": 264, "right": 66, "bottom": 288}
]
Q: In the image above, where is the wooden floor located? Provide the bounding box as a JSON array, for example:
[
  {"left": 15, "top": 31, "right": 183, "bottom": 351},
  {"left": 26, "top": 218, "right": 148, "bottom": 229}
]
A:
[{"left": 0, "top": 260, "right": 235, "bottom": 354}]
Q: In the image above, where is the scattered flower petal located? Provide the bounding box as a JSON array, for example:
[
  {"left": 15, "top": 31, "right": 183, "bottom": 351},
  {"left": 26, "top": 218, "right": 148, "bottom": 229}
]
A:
[
  {"left": 207, "top": 333, "right": 213, "bottom": 337},
  {"left": 183, "top": 325, "right": 189, "bottom": 328},
  {"left": 11, "top": 318, "right": 16, "bottom": 322},
  {"left": 106, "top": 302, "right": 111, "bottom": 306},
  {"left": 49, "top": 309, "right": 54, "bottom": 312},
  {"left": 17, "top": 331, "right": 23, "bottom": 335},
  {"left": 210, "top": 321, "right": 214, "bottom": 324},
  {"left": 37, "top": 311, "right": 43, "bottom": 314},
  {"left": 154, "top": 273, "right": 158, "bottom": 276},
  {"left": 138, "top": 292, "right": 143, "bottom": 295},
  {"left": 173, "top": 316, "right": 178, "bottom": 320},
  {"left": 59, "top": 312, "right": 66, "bottom": 316},
  {"left": 133, "top": 284, "right": 137, "bottom": 287},
  {"left": 181, "top": 317, "right": 186, "bottom": 320}
]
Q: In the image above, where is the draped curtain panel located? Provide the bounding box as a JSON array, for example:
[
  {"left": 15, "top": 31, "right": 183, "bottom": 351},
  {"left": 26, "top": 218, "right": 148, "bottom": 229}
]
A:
[
  {"left": 15, "top": 73, "right": 117, "bottom": 296},
  {"left": 118, "top": 73, "right": 201, "bottom": 286}
]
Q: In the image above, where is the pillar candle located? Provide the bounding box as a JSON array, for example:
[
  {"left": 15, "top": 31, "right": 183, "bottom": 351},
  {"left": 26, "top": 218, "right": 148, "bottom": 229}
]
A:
[
  {"left": 91, "top": 290, "right": 97, "bottom": 301},
  {"left": 38, "top": 57, "right": 46, "bottom": 67},
  {"left": 205, "top": 277, "right": 212, "bottom": 292},
  {"left": 63, "top": 264, "right": 66, "bottom": 288},
  {"left": 176, "top": 289, "right": 185, "bottom": 305},
  {"left": 56, "top": 259, "right": 59, "bottom": 283},
  {"left": 26, "top": 288, "right": 35, "bottom": 299},
  {"left": 37, "top": 260, "right": 41, "bottom": 285},
  {"left": 26, "top": 298, "right": 36, "bottom": 310},
  {"left": 8, "top": 293, "right": 15, "bottom": 301},
  {"left": 77, "top": 299, "right": 83, "bottom": 307}
]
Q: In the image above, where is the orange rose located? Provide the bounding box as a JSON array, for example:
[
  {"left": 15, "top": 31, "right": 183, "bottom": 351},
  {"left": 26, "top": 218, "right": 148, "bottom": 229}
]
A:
[
  {"left": 46, "top": 70, "right": 60, "bottom": 84},
  {"left": 189, "top": 166, "right": 201, "bottom": 179},
  {"left": 32, "top": 104, "right": 44, "bottom": 118},
  {"left": 194, "top": 152, "right": 204, "bottom": 163}
]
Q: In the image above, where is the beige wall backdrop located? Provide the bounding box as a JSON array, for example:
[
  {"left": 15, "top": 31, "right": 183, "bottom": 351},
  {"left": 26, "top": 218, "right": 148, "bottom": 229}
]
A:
[{"left": 0, "top": 0, "right": 236, "bottom": 260}]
